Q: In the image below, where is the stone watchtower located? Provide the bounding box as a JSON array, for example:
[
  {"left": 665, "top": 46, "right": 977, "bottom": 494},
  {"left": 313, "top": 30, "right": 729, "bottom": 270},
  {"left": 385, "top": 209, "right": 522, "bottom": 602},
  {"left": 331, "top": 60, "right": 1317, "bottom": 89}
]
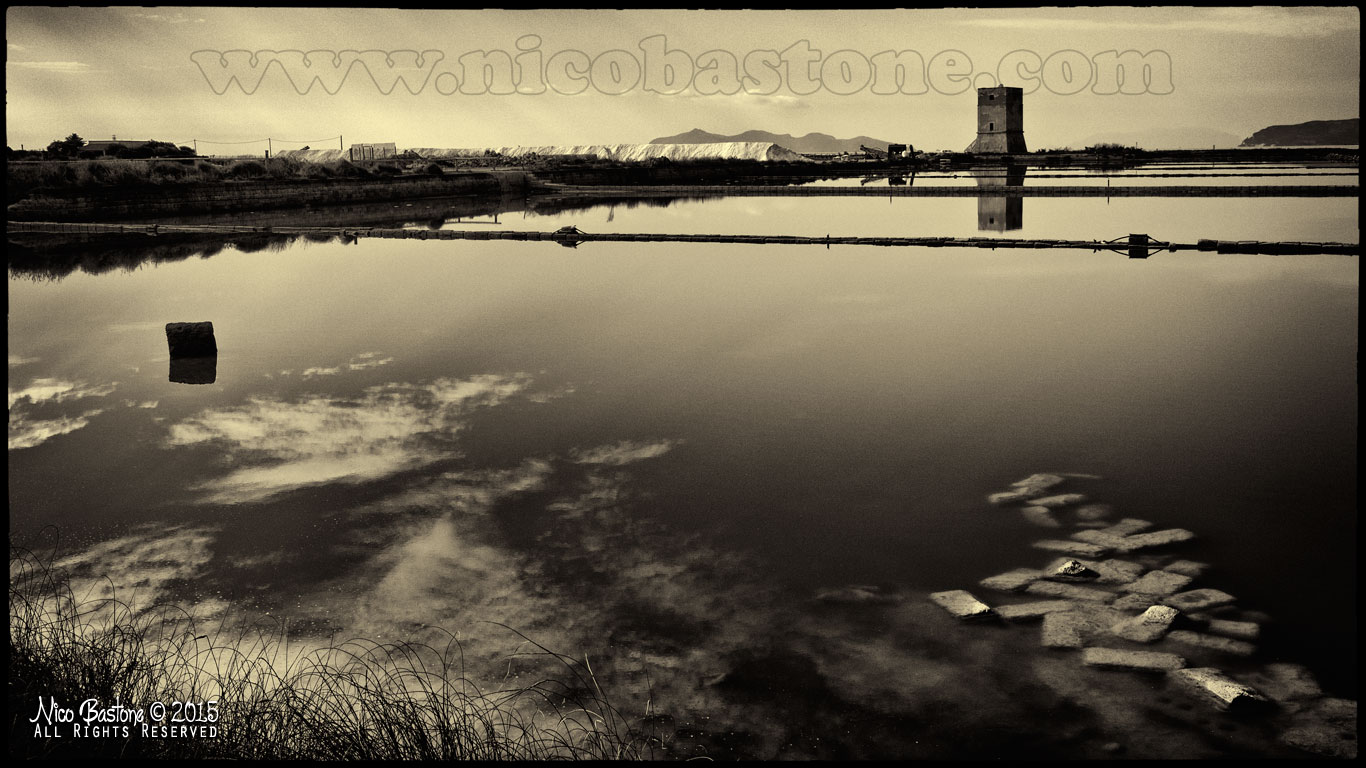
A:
[{"left": 965, "top": 86, "right": 1027, "bottom": 154}]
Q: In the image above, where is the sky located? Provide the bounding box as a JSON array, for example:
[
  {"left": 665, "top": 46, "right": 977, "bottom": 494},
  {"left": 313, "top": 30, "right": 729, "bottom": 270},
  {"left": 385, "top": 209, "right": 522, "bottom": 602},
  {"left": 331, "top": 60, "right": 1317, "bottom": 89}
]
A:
[{"left": 6, "top": 6, "right": 1360, "bottom": 153}]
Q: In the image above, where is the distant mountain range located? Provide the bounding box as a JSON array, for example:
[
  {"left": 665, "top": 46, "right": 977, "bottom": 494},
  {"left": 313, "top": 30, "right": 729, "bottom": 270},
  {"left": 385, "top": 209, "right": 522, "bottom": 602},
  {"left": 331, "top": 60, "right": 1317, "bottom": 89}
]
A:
[
  {"left": 649, "top": 128, "right": 894, "bottom": 154},
  {"left": 1240, "top": 119, "right": 1358, "bottom": 147}
]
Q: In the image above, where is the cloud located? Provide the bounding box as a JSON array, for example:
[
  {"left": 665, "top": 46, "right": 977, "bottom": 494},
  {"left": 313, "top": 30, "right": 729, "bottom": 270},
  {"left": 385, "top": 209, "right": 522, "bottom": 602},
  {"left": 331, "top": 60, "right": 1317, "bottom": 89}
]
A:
[
  {"left": 9, "top": 379, "right": 118, "bottom": 408},
  {"left": 164, "top": 374, "right": 532, "bottom": 503},
  {"left": 8, "top": 410, "right": 105, "bottom": 450},
  {"left": 8, "top": 378, "right": 119, "bottom": 450},
  {"left": 570, "top": 439, "right": 679, "bottom": 466},
  {"left": 300, "top": 366, "right": 342, "bottom": 378},
  {"left": 49, "top": 524, "right": 218, "bottom": 610}
]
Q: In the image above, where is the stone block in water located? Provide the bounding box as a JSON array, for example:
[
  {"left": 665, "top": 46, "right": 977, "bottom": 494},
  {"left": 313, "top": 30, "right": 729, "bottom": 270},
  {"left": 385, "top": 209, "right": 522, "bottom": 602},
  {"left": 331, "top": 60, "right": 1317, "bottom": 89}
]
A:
[
  {"left": 1081, "top": 647, "right": 1186, "bottom": 672},
  {"left": 169, "top": 355, "right": 217, "bottom": 385},
  {"left": 1101, "top": 518, "right": 1154, "bottom": 536},
  {"left": 1121, "top": 570, "right": 1193, "bottom": 596},
  {"left": 1165, "top": 630, "right": 1256, "bottom": 657},
  {"left": 1011, "top": 473, "right": 1066, "bottom": 491},
  {"left": 929, "top": 590, "right": 995, "bottom": 620},
  {"left": 1032, "top": 539, "right": 1111, "bottom": 558},
  {"left": 979, "top": 568, "right": 1043, "bottom": 593},
  {"left": 1041, "top": 612, "right": 1086, "bottom": 648},
  {"left": 1110, "top": 605, "right": 1180, "bottom": 643},
  {"left": 1205, "top": 618, "right": 1260, "bottom": 641},
  {"left": 1280, "top": 698, "right": 1357, "bottom": 759},
  {"left": 1025, "top": 580, "right": 1115, "bottom": 603},
  {"left": 995, "top": 600, "right": 1075, "bottom": 622},
  {"left": 1111, "top": 593, "right": 1158, "bottom": 612},
  {"left": 1171, "top": 667, "right": 1270, "bottom": 712},
  {"left": 1043, "top": 558, "right": 1101, "bottom": 582},
  {"left": 166, "top": 321, "right": 217, "bottom": 357},
  {"left": 1163, "top": 559, "right": 1210, "bottom": 578},
  {"left": 1164, "top": 588, "right": 1237, "bottom": 613},
  {"left": 1120, "top": 528, "right": 1195, "bottom": 550},
  {"left": 1020, "top": 506, "right": 1060, "bottom": 527},
  {"left": 1244, "top": 663, "right": 1323, "bottom": 703},
  {"left": 1030, "top": 493, "right": 1087, "bottom": 508},
  {"left": 1074, "top": 503, "right": 1114, "bottom": 521}
]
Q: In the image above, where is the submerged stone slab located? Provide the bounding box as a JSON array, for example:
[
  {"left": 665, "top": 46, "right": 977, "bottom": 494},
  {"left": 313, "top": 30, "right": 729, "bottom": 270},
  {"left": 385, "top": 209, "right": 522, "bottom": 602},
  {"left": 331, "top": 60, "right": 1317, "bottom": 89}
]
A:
[
  {"left": 929, "top": 590, "right": 995, "bottom": 620},
  {"left": 1163, "top": 560, "right": 1210, "bottom": 578},
  {"left": 988, "top": 489, "right": 1042, "bottom": 505},
  {"left": 1281, "top": 698, "right": 1357, "bottom": 759},
  {"left": 1247, "top": 663, "right": 1323, "bottom": 702},
  {"left": 1025, "top": 581, "right": 1115, "bottom": 603},
  {"left": 1165, "top": 630, "right": 1255, "bottom": 656},
  {"left": 1121, "top": 570, "right": 1193, "bottom": 596},
  {"left": 1100, "top": 518, "right": 1153, "bottom": 537},
  {"left": 1070, "top": 529, "right": 1132, "bottom": 550},
  {"left": 1111, "top": 593, "right": 1158, "bottom": 612},
  {"left": 1120, "top": 528, "right": 1195, "bottom": 550},
  {"left": 1096, "top": 559, "right": 1147, "bottom": 583},
  {"left": 1041, "top": 612, "right": 1087, "bottom": 648},
  {"left": 814, "top": 585, "right": 899, "bottom": 604},
  {"left": 995, "top": 600, "right": 1076, "bottom": 622},
  {"left": 1011, "top": 473, "right": 1066, "bottom": 491},
  {"left": 1020, "top": 506, "right": 1061, "bottom": 528},
  {"left": 1043, "top": 558, "right": 1101, "bottom": 582},
  {"left": 1164, "top": 589, "right": 1237, "bottom": 613},
  {"left": 1074, "top": 503, "right": 1114, "bottom": 521},
  {"left": 1081, "top": 647, "right": 1186, "bottom": 672},
  {"left": 1172, "top": 667, "right": 1271, "bottom": 712},
  {"left": 1031, "top": 493, "right": 1087, "bottom": 508},
  {"left": 1111, "top": 605, "right": 1180, "bottom": 643},
  {"left": 1032, "top": 539, "right": 1111, "bottom": 558},
  {"left": 979, "top": 568, "right": 1043, "bottom": 593},
  {"left": 1205, "top": 618, "right": 1260, "bottom": 641}
]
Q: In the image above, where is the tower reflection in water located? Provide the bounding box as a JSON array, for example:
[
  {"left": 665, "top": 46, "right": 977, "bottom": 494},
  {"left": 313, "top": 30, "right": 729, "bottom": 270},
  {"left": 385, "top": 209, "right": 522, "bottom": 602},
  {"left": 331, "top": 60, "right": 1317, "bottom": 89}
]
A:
[{"left": 975, "top": 165, "right": 1025, "bottom": 232}]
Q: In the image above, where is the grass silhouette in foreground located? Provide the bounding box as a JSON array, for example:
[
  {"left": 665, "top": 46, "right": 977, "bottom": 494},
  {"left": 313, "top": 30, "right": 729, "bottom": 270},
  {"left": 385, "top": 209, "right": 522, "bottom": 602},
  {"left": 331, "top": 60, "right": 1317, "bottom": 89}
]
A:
[{"left": 9, "top": 538, "right": 658, "bottom": 760}]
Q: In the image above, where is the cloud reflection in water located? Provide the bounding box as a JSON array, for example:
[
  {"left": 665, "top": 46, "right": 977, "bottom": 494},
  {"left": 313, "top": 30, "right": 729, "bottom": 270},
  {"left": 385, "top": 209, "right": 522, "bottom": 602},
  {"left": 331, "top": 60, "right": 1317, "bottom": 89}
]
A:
[{"left": 165, "top": 374, "right": 533, "bottom": 504}]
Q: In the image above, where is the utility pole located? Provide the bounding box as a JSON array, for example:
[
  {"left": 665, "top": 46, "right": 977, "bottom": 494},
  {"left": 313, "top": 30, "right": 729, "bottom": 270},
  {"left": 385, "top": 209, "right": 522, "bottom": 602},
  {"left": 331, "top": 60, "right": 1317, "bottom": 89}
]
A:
[{"left": 267, "top": 138, "right": 272, "bottom": 157}]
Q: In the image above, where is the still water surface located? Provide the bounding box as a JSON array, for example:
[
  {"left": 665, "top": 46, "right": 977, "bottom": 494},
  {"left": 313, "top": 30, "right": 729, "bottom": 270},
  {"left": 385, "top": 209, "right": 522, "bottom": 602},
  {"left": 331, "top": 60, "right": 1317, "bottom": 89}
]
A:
[{"left": 8, "top": 190, "right": 1358, "bottom": 757}]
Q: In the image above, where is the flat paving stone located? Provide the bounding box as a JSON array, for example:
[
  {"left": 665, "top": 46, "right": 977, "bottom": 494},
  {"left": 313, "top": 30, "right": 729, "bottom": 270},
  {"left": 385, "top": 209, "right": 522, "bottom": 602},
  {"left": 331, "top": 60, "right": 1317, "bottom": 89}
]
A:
[
  {"left": 979, "top": 568, "right": 1043, "bottom": 593},
  {"left": 1121, "top": 570, "right": 1193, "bottom": 596},
  {"left": 1166, "top": 630, "right": 1256, "bottom": 657},
  {"left": 1020, "top": 506, "right": 1061, "bottom": 527},
  {"left": 1110, "top": 605, "right": 1180, "bottom": 643},
  {"left": 929, "top": 590, "right": 996, "bottom": 620},
  {"left": 1164, "top": 588, "right": 1237, "bottom": 613},
  {"left": 1025, "top": 581, "right": 1116, "bottom": 603},
  {"left": 1030, "top": 493, "right": 1088, "bottom": 508},
  {"left": 1171, "top": 667, "right": 1270, "bottom": 712},
  {"left": 995, "top": 600, "right": 1076, "bottom": 622},
  {"left": 1081, "top": 646, "right": 1186, "bottom": 672},
  {"left": 1032, "top": 539, "right": 1111, "bottom": 558}
]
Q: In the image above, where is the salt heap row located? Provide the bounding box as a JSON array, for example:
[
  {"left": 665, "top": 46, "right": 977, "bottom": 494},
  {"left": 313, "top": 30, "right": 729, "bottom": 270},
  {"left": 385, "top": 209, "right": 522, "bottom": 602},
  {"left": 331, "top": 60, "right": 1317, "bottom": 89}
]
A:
[{"left": 927, "top": 473, "right": 1356, "bottom": 759}]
